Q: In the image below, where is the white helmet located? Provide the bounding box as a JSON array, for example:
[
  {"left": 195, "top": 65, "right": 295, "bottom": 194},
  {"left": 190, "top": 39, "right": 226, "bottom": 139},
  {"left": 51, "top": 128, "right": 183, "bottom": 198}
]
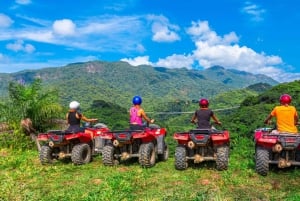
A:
[{"left": 69, "top": 101, "right": 80, "bottom": 109}]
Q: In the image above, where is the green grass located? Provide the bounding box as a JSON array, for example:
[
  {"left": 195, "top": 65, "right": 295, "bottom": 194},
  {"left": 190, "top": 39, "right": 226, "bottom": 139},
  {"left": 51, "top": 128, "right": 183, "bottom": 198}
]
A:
[{"left": 1, "top": 136, "right": 300, "bottom": 201}]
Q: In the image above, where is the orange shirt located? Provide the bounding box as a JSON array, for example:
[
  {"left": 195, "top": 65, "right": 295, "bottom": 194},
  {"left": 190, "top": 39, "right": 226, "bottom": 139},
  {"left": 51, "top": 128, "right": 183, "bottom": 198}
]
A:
[{"left": 271, "top": 105, "right": 298, "bottom": 133}]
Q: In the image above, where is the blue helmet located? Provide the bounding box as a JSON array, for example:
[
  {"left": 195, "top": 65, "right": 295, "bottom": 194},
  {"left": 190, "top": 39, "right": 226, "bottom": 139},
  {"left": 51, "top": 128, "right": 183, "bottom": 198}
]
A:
[{"left": 132, "top": 96, "right": 142, "bottom": 105}]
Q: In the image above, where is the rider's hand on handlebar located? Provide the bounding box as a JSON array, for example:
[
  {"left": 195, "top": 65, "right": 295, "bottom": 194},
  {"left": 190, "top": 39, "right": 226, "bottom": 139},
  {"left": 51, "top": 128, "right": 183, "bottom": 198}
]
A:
[
  {"left": 216, "top": 121, "right": 222, "bottom": 125},
  {"left": 91, "top": 118, "right": 98, "bottom": 122},
  {"left": 150, "top": 119, "right": 155, "bottom": 124},
  {"left": 264, "top": 119, "right": 271, "bottom": 125}
]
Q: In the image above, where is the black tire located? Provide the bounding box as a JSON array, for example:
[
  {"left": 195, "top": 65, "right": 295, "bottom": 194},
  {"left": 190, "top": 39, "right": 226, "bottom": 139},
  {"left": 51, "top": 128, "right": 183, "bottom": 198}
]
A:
[
  {"left": 296, "top": 149, "right": 300, "bottom": 161},
  {"left": 255, "top": 146, "right": 269, "bottom": 176},
  {"left": 175, "top": 146, "right": 188, "bottom": 170},
  {"left": 158, "top": 144, "right": 169, "bottom": 161},
  {"left": 71, "top": 143, "right": 92, "bottom": 165},
  {"left": 102, "top": 145, "right": 116, "bottom": 166},
  {"left": 216, "top": 145, "right": 229, "bottom": 170},
  {"left": 40, "top": 145, "right": 54, "bottom": 165},
  {"left": 139, "top": 142, "right": 156, "bottom": 168}
]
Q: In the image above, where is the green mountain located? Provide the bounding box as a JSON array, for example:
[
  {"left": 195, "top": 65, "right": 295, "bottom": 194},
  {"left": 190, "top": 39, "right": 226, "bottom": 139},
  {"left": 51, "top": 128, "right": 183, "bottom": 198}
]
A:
[{"left": 0, "top": 61, "right": 278, "bottom": 110}]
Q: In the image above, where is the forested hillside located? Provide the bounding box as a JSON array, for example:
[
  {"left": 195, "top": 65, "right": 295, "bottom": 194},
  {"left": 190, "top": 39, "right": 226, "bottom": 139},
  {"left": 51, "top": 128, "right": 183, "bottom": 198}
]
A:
[
  {"left": 0, "top": 61, "right": 277, "bottom": 110},
  {"left": 220, "top": 80, "right": 300, "bottom": 137}
]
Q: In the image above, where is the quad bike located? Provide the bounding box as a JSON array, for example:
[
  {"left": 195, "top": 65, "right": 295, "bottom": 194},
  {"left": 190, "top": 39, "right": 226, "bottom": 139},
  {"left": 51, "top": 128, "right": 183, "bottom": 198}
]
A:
[
  {"left": 100, "top": 123, "right": 169, "bottom": 168},
  {"left": 254, "top": 127, "right": 300, "bottom": 176},
  {"left": 173, "top": 124, "right": 230, "bottom": 170},
  {"left": 37, "top": 122, "right": 110, "bottom": 165}
]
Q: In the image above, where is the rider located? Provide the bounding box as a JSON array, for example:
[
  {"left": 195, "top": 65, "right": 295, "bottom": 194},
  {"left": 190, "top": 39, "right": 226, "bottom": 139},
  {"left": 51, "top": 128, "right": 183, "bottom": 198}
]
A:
[
  {"left": 191, "top": 98, "right": 221, "bottom": 129},
  {"left": 66, "top": 101, "right": 98, "bottom": 132},
  {"left": 264, "top": 94, "right": 298, "bottom": 133},
  {"left": 129, "top": 96, "right": 154, "bottom": 130}
]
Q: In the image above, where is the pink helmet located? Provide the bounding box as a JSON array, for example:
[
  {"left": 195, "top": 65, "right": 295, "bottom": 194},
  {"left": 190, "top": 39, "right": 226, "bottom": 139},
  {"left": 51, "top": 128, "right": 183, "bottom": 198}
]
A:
[
  {"left": 279, "top": 94, "right": 292, "bottom": 104},
  {"left": 199, "top": 98, "right": 209, "bottom": 107}
]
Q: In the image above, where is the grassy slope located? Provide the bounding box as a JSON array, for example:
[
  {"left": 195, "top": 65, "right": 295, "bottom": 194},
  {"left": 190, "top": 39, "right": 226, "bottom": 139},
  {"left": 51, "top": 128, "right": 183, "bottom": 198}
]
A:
[{"left": 1, "top": 133, "right": 300, "bottom": 201}]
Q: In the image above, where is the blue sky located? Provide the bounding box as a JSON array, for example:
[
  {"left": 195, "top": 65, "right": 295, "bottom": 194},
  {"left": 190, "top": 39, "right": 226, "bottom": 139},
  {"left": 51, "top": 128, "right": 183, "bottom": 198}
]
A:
[{"left": 0, "top": 0, "right": 299, "bottom": 82}]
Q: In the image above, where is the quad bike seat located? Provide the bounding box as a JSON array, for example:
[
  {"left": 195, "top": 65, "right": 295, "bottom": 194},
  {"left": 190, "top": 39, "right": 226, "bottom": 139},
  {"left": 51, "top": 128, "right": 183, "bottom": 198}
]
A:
[
  {"left": 47, "top": 130, "right": 77, "bottom": 135},
  {"left": 190, "top": 129, "right": 223, "bottom": 135}
]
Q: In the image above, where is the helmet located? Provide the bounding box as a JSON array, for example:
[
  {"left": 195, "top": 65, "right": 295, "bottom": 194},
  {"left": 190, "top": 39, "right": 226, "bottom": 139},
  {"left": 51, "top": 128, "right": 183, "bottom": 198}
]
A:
[
  {"left": 199, "top": 98, "right": 209, "bottom": 107},
  {"left": 69, "top": 101, "right": 80, "bottom": 109},
  {"left": 132, "top": 96, "right": 142, "bottom": 105},
  {"left": 279, "top": 94, "right": 292, "bottom": 104}
]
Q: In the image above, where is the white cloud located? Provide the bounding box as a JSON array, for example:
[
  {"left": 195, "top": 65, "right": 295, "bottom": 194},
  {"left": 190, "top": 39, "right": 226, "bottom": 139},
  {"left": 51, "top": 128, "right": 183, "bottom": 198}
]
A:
[
  {"left": 242, "top": 2, "right": 266, "bottom": 22},
  {"left": 6, "top": 40, "right": 35, "bottom": 53},
  {"left": 0, "top": 14, "right": 14, "bottom": 28},
  {"left": 52, "top": 19, "right": 76, "bottom": 36},
  {"left": 135, "top": 44, "right": 146, "bottom": 53},
  {"left": 148, "top": 15, "right": 180, "bottom": 42},
  {"left": 152, "top": 22, "right": 180, "bottom": 42},
  {"left": 187, "top": 21, "right": 239, "bottom": 45},
  {"left": 24, "top": 43, "right": 35, "bottom": 53},
  {"left": 154, "top": 54, "right": 194, "bottom": 69},
  {"left": 18, "top": 30, "right": 54, "bottom": 43},
  {"left": 121, "top": 56, "right": 153, "bottom": 66},
  {"left": 127, "top": 19, "right": 295, "bottom": 82},
  {"left": 122, "top": 54, "right": 194, "bottom": 69},
  {"left": 0, "top": 15, "right": 145, "bottom": 53},
  {"left": 183, "top": 20, "right": 290, "bottom": 81},
  {"left": 15, "top": 0, "right": 32, "bottom": 5},
  {"left": 16, "top": 14, "right": 49, "bottom": 26}
]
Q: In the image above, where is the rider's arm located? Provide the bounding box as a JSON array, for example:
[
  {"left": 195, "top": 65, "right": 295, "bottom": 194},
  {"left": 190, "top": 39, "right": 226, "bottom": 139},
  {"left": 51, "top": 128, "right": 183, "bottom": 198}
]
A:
[
  {"left": 140, "top": 109, "right": 154, "bottom": 123},
  {"left": 191, "top": 113, "right": 196, "bottom": 123},
  {"left": 78, "top": 113, "right": 98, "bottom": 122},
  {"left": 212, "top": 114, "right": 221, "bottom": 125},
  {"left": 264, "top": 114, "right": 273, "bottom": 124},
  {"left": 294, "top": 113, "right": 299, "bottom": 125}
]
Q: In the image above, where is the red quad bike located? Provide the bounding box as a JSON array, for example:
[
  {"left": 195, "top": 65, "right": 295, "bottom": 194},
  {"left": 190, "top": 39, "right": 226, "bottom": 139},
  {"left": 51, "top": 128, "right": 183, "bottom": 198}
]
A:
[
  {"left": 254, "top": 127, "right": 300, "bottom": 176},
  {"left": 100, "top": 124, "right": 169, "bottom": 168},
  {"left": 37, "top": 122, "right": 110, "bottom": 165},
  {"left": 173, "top": 126, "right": 230, "bottom": 170}
]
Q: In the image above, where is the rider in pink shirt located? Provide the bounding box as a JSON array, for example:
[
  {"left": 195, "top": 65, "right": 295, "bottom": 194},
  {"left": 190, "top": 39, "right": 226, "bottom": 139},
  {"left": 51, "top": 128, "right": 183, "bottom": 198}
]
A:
[{"left": 129, "top": 96, "right": 154, "bottom": 130}]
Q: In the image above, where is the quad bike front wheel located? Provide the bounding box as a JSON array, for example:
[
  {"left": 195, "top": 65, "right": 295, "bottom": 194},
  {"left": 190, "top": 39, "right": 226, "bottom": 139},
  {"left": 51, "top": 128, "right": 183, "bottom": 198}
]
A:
[
  {"left": 216, "top": 145, "right": 229, "bottom": 170},
  {"left": 158, "top": 144, "right": 169, "bottom": 161},
  {"left": 255, "top": 146, "right": 269, "bottom": 176},
  {"left": 139, "top": 142, "right": 156, "bottom": 168},
  {"left": 71, "top": 143, "right": 92, "bottom": 165},
  {"left": 174, "top": 145, "right": 188, "bottom": 170},
  {"left": 40, "top": 145, "right": 54, "bottom": 165}
]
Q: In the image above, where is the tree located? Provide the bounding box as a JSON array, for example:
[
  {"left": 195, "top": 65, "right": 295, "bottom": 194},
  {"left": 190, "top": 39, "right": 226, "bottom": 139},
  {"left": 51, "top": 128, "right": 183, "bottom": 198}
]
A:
[{"left": 0, "top": 79, "right": 63, "bottom": 132}]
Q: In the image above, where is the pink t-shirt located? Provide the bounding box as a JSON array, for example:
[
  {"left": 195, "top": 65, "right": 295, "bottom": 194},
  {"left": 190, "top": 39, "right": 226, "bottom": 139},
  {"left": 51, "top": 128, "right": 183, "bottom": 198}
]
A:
[{"left": 130, "top": 106, "right": 143, "bottom": 125}]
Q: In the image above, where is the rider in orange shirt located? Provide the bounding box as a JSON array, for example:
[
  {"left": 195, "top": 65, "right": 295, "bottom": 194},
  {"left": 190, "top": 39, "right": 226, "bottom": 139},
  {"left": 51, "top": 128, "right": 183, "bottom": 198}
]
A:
[{"left": 264, "top": 94, "right": 298, "bottom": 133}]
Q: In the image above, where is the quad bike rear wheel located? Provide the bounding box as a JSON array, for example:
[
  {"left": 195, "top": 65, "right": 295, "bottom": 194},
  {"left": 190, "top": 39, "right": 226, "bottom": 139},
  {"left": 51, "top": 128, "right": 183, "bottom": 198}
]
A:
[
  {"left": 71, "top": 143, "right": 92, "bottom": 165},
  {"left": 175, "top": 145, "right": 188, "bottom": 170},
  {"left": 255, "top": 146, "right": 269, "bottom": 176},
  {"left": 139, "top": 142, "right": 156, "bottom": 168},
  {"left": 102, "top": 145, "right": 117, "bottom": 166},
  {"left": 40, "top": 145, "right": 54, "bottom": 165},
  {"left": 216, "top": 145, "right": 229, "bottom": 170}
]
